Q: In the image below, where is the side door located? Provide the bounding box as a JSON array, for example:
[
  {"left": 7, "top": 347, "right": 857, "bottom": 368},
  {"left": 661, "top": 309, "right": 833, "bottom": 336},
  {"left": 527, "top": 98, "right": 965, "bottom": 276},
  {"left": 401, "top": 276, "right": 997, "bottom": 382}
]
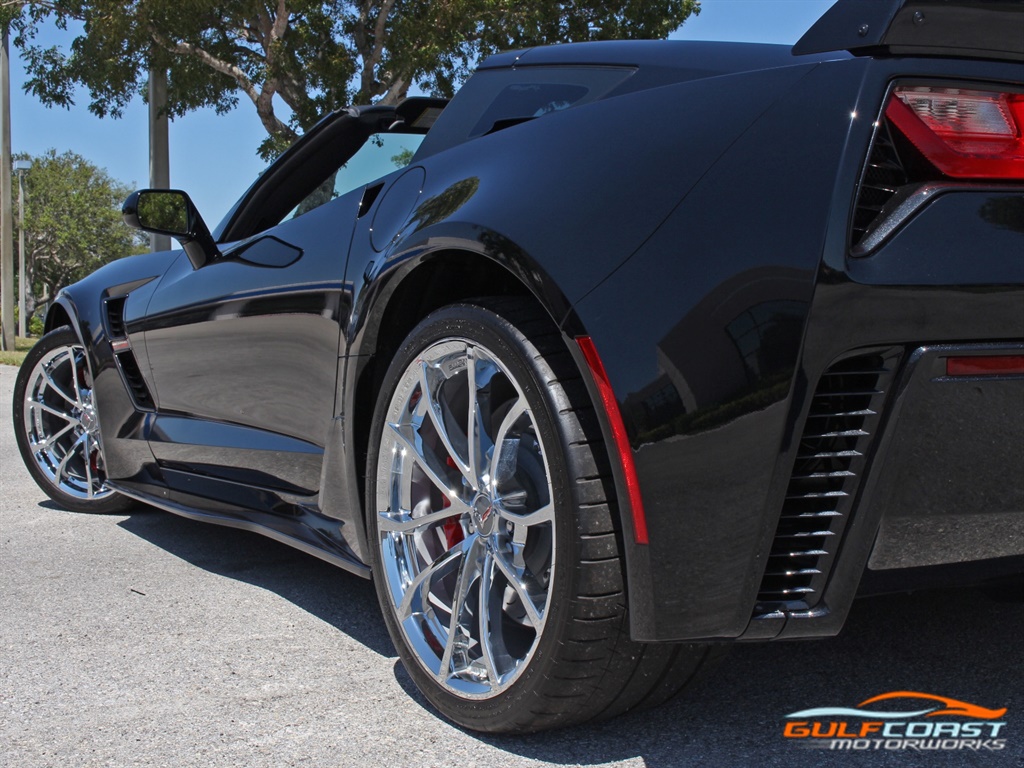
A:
[{"left": 136, "top": 106, "right": 429, "bottom": 503}]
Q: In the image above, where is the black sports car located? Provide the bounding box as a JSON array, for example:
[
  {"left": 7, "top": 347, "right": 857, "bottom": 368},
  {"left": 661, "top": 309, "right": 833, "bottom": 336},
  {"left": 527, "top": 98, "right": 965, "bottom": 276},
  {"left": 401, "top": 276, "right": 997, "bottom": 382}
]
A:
[{"left": 12, "top": 0, "right": 1024, "bottom": 733}]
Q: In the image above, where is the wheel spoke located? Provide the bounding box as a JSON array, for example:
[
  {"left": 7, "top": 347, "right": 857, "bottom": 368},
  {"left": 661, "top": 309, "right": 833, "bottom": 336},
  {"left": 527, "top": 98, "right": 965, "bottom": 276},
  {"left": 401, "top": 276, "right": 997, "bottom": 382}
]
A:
[
  {"left": 33, "top": 420, "right": 77, "bottom": 450},
  {"left": 378, "top": 503, "right": 466, "bottom": 534},
  {"left": 55, "top": 432, "right": 89, "bottom": 483},
  {"left": 83, "top": 442, "right": 95, "bottom": 499},
  {"left": 69, "top": 350, "right": 85, "bottom": 406},
  {"left": 418, "top": 362, "right": 475, "bottom": 489},
  {"left": 388, "top": 422, "right": 460, "bottom": 500},
  {"left": 494, "top": 550, "right": 544, "bottom": 627},
  {"left": 477, "top": 551, "right": 500, "bottom": 687},
  {"left": 438, "top": 537, "right": 480, "bottom": 682},
  {"left": 41, "top": 365, "right": 78, "bottom": 408},
  {"left": 396, "top": 539, "right": 467, "bottom": 622},
  {"left": 499, "top": 502, "right": 554, "bottom": 527},
  {"left": 31, "top": 399, "right": 81, "bottom": 426},
  {"left": 490, "top": 397, "right": 527, "bottom": 487},
  {"left": 466, "top": 349, "right": 482, "bottom": 485}
]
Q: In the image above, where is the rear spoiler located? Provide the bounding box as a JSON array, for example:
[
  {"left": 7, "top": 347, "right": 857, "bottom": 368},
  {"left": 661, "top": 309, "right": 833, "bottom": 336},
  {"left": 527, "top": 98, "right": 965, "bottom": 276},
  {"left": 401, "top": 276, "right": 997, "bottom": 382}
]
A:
[{"left": 793, "top": 0, "right": 1024, "bottom": 62}]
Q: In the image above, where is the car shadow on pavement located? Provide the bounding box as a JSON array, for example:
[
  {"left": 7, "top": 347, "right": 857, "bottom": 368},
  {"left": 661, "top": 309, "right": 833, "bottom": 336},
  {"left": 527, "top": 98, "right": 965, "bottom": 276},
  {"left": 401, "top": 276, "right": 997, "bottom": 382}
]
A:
[
  {"left": 111, "top": 501, "right": 1023, "bottom": 767},
  {"left": 392, "top": 583, "right": 1024, "bottom": 767},
  {"left": 115, "top": 502, "right": 394, "bottom": 657}
]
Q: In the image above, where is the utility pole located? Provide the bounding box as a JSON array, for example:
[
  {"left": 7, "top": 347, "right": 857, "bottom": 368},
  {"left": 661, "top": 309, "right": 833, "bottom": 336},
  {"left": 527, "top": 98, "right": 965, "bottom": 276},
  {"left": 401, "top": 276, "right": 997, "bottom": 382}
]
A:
[
  {"left": 1, "top": 25, "right": 14, "bottom": 351},
  {"left": 15, "top": 157, "right": 28, "bottom": 336},
  {"left": 148, "top": 64, "right": 170, "bottom": 252}
]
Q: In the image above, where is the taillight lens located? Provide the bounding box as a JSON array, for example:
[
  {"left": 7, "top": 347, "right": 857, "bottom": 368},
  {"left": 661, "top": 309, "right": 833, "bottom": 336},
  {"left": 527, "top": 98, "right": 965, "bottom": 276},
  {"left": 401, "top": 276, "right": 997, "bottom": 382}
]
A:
[{"left": 886, "top": 86, "right": 1024, "bottom": 180}]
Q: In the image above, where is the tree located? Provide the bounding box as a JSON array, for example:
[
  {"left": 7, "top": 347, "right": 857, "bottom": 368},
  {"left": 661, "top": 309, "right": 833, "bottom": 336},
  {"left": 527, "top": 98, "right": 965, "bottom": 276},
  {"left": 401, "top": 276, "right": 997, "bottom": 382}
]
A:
[
  {"left": 7, "top": 0, "right": 700, "bottom": 158},
  {"left": 13, "top": 150, "right": 142, "bottom": 316}
]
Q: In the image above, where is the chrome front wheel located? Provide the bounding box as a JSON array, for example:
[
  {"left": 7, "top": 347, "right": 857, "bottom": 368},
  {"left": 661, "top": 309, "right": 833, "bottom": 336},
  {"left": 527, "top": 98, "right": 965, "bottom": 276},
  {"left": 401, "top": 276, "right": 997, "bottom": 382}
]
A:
[{"left": 13, "top": 326, "right": 131, "bottom": 513}]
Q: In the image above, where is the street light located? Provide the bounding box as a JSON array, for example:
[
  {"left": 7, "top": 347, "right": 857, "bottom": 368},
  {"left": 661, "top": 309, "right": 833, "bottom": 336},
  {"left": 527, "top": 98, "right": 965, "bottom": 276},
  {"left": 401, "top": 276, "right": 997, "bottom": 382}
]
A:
[{"left": 13, "top": 158, "right": 28, "bottom": 337}]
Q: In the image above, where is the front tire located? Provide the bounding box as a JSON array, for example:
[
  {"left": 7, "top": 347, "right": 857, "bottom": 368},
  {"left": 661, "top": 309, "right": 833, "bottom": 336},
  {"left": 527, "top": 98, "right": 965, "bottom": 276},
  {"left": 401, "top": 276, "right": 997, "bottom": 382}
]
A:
[
  {"left": 366, "top": 300, "right": 719, "bottom": 733},
  {"left": 13, "top": 326, "right": 133, "bottom": 514}
]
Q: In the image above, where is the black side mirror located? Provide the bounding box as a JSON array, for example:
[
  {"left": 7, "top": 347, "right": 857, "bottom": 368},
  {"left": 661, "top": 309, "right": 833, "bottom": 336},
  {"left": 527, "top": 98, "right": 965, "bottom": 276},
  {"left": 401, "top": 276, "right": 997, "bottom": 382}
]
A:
[{"left": 123, "top": 189, "right": 219, "bottom": 269}]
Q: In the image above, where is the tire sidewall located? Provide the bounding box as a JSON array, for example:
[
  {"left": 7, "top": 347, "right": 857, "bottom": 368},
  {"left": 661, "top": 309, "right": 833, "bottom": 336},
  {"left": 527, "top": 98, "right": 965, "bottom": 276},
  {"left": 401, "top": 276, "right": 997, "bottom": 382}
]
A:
[{"left": 366, "top": 303, "right": 583, "bottom": 731}]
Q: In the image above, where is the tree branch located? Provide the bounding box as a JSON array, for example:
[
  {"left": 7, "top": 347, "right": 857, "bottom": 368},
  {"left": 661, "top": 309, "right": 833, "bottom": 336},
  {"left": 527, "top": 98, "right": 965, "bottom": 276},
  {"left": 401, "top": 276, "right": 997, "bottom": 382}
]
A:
[
  {"left": 369, "top": 0, "right": 397, "bottom": 73},
  {"left": 270, "top": 0, "right": 288, "bottom": 43},
  {"left": 150, "top": 27, "right": 293, "bottom": 141},
  {"left": 150, "top": 29, "right": 259, "bottom": 103},
  {"left": 379, "top": 75, "right": 407, "bottom": 105}
]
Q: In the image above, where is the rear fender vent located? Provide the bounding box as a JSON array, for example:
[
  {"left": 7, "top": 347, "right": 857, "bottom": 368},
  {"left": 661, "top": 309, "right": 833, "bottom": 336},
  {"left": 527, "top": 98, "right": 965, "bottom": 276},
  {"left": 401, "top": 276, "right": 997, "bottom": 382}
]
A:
[
  {"left": 755, "top": 349, "right": 901, "bottom": 614},
  {"left": 104, "top": 295, "right": 155, "bottom": 411}
]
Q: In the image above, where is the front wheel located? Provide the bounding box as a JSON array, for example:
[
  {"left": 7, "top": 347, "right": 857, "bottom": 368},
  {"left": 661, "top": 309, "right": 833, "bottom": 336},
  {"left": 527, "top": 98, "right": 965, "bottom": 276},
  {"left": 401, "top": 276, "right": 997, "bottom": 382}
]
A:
[
  {"left": 13, "top": 326, "right": 133, "bottom": 514},
  {"left": 366, "top": 299, "right": 720, "bottom": 733}
]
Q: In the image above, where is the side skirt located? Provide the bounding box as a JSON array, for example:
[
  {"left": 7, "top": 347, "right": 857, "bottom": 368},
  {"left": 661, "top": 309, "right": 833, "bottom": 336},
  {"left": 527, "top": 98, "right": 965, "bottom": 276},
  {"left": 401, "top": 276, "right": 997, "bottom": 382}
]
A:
[{"left": 108, "top": 481, "right": 372, "bottom": 579}]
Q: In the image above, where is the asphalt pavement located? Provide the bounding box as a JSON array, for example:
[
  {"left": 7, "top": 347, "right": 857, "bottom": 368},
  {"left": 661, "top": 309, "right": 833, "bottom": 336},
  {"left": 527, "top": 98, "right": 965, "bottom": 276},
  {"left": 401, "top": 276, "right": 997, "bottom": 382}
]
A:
[{"left": 2, "top": 362, "right": 1021, "bottom": 767}]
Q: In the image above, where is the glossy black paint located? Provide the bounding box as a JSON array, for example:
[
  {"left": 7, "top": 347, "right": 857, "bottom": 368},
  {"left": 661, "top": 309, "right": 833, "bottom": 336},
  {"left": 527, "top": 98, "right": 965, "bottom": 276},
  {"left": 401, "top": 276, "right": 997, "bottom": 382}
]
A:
[
  {"left": 794, "top": 0, "right": 1024, "bottom": 61},
  {"left": 43, "top": 8, "right": 1024, "bottom": 643}
]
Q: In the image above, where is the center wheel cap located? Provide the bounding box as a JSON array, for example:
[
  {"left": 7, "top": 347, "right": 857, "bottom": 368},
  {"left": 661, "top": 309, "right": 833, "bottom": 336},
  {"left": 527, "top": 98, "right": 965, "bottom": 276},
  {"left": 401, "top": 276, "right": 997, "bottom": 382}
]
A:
[
  {"left": 472, "top": 494, "right": 498, "bottom": 537},
  {"left": 80, "top": 407, "right": 97, "bottom": 435}
]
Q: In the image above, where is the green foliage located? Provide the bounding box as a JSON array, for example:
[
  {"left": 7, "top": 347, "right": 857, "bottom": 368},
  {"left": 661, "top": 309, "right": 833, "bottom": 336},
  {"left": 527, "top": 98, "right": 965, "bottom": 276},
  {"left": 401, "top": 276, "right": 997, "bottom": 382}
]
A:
[
  {"left": 11, "top": 0, "right": 700, "bottom": 159},
  {"left": 136, "top": 190, "right": 188, "bottom": 234},
  {"left": 390, "top": 147, "right": 414, "bottom": 168},
  {"left": 12, "top": 305, "right": 45, "bottom": 336},
  {"left": 12, "top": 150, "right": 142, "bottom": 313}
]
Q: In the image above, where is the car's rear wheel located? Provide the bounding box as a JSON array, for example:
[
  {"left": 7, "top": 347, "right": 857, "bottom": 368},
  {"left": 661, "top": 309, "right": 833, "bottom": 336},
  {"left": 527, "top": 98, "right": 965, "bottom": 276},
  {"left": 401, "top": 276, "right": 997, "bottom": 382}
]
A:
[
  {"left": 13, "top": 326, "right": 133, "bottom": 514},
  {"left": 366, "top": 299, "right": 721, "bottom": 732}
]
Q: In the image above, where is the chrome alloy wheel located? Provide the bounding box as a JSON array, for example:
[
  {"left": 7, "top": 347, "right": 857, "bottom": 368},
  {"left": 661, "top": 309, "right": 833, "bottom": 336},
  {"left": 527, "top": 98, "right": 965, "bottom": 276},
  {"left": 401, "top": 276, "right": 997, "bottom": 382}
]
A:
[
  {"left": 375, "top": 338, "right": 555, "bottom": 698},
  {"left": 22, "top": 343, "right": 115, "bottom": 501}
]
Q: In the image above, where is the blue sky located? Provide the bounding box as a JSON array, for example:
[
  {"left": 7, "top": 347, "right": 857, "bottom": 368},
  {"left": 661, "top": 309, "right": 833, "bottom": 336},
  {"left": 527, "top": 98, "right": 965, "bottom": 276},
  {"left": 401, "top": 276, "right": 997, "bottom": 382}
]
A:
[{"left": 11, "top": 0, "right": 835, "bottom": 227}]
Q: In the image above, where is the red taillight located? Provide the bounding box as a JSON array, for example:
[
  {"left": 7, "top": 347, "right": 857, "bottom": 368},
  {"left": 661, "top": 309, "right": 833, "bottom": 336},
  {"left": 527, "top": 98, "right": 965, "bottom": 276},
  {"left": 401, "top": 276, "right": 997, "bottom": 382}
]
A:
[
  {"left": 946, "top": 355, "right": 1024, "bottom": 377},
  {"left": 886, "top": 86, "right": 1024, "bottom": 180},
  {"left": 576, "top": 336, "right": 649, "bottom": 545}
]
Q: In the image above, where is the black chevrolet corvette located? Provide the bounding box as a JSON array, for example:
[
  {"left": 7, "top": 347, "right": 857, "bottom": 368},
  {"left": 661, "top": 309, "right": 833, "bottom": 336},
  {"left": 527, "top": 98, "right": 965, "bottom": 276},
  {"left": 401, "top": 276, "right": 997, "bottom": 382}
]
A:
[{"left": 12, "top": 0, "right": 1024, "bottom": 733}]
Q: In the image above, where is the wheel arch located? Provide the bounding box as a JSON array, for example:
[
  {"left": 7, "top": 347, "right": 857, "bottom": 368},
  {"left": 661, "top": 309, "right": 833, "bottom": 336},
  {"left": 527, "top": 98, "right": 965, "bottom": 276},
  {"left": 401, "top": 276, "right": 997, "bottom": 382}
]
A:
[
  {"left": 349, "top": 244, "right": 548, "bottom": 505},
  {"left": 43, "top": 296, "right": 81, "bottom": 339},
  {"left": 342, "top": 237, "right": 622, "bottom": 571}
]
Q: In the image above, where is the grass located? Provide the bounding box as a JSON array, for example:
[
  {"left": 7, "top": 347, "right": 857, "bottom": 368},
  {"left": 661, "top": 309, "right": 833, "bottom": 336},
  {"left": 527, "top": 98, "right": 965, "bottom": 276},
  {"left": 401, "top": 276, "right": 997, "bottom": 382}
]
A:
[{"left": 0, "top": 337, "right": 35, "bottom": 367}]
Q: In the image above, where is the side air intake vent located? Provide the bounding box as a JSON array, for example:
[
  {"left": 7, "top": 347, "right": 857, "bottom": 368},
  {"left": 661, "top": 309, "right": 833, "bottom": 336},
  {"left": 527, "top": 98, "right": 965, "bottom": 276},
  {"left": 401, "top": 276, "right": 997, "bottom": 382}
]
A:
[
  {"left": 104, "top": 295, "right": 155, "bottom": 411},
  {"left": 106, "top": 296, "right": 127, "bottom": 338},
  {"left": 755, "top": 349, "right": 901, "bottom": 614},
  {"left": 116, "top": 351, "right": 155, "bottom": 409},
  {"left": 851, "top": 120, "right": 908, "bottom": 247}
]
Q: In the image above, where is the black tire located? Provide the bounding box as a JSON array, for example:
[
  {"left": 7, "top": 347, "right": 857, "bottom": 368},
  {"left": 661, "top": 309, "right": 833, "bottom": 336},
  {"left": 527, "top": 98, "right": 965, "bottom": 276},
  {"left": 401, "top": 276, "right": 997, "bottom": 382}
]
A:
[
  {"left": 366, "top": 299, "right": 722, "bottom": 733},
  {"left": 13, "top": 326, "right": 133, "bottom": 515}
]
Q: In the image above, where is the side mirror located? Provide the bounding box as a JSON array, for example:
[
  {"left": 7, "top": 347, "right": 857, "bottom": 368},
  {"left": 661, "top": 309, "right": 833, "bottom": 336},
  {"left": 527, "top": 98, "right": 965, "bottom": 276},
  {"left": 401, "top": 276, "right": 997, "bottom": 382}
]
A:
[{"left": 123, "top": 189, "right": 219, "bottom": 269}]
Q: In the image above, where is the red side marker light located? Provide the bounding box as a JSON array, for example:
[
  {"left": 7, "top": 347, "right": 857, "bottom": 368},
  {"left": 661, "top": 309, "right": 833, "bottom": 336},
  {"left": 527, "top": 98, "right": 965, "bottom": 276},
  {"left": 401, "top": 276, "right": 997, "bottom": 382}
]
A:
[
  {"left": 946, "top": 355, "right": 1024, "bottom": 377},
  {"left": 576, "top": 336, "right": 649, "bottom": 545}
]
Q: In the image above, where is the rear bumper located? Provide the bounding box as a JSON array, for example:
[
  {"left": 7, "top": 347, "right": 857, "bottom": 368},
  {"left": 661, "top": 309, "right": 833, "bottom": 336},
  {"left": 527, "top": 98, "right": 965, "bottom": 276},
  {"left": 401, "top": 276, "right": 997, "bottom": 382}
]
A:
[
  {"left": 755, "top": 341, "right": 1024, "bottom": 642},
  {"left": 866, "top": 345, "right": 1024, "bottom": 573},
  {"left": 745, "top": 190, "right": 1024, "bottom": 642}
]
